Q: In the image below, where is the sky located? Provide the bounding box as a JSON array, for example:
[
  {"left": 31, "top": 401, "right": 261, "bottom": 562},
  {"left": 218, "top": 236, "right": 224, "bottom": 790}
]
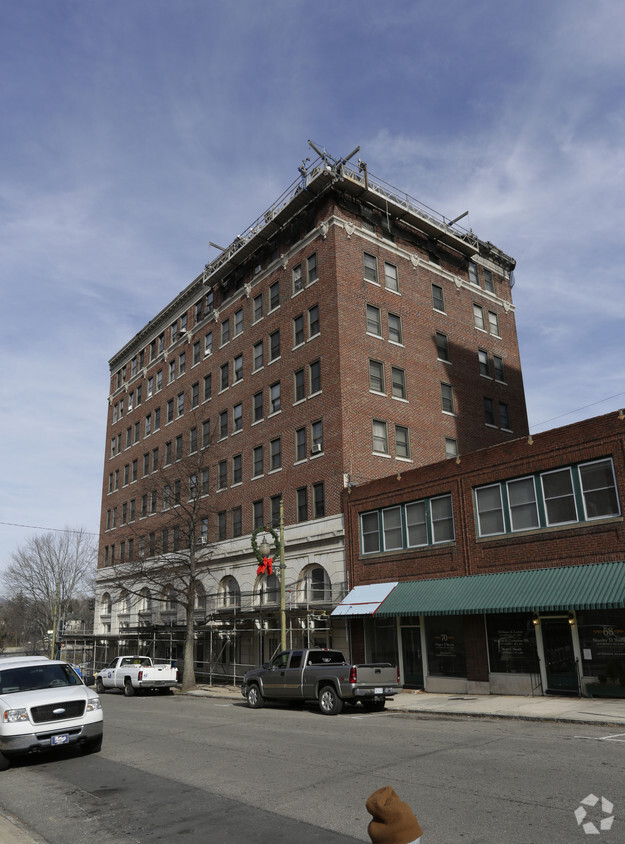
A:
[{"left": 1, "top": 0, "right": 624, "bottom": 571}]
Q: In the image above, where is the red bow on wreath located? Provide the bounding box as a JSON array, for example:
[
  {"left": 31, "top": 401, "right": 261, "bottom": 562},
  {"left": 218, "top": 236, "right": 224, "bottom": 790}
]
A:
[{"left": 256, "top": 556, "right": 273, "bottom": 576}]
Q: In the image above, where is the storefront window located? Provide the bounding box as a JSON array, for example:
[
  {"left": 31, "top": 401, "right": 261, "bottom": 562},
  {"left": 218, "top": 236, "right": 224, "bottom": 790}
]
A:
[
  {"left": 364, "top": 618, "right": 398, "bottom": 666},
  {"left": 425, "top": 617, "right": 466, "bottom": 677},
  {"left": 486, "top": 613, "right": 539, "bottom": 674},
  {"left": 578, "top": 610, "right": 625, "bottom": 683}
]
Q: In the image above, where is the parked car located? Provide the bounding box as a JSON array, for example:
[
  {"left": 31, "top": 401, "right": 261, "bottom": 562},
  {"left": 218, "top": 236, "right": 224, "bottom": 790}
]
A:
[
  {"left": 95, "top": 656, "right": 178, "bottom": 696},
  {"left": 241, "top": 648, "right": 401, "bottom": 715},
  {"left": 0, "top": 655, "right": 103, "bottom": 771}
]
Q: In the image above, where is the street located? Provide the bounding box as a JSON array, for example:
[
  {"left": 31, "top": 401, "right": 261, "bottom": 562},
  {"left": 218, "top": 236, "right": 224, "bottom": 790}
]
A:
[{"left": 0, "top": 691, "right": 623, "bottom": 843}]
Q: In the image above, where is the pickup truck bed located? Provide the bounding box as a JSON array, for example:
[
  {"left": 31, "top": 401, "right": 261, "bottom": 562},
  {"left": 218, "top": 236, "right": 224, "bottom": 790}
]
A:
[{"left": 241, "top": 648, "right": 400, "bottom": 715}]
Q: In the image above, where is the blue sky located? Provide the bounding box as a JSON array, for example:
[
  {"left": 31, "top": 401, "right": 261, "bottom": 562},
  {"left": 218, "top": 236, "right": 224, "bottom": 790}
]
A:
[{"left": 1, "top": 0, "right": 624, "bottom": 570}]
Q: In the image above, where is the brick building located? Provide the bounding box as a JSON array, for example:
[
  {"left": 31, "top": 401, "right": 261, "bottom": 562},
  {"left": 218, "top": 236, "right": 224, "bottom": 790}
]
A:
[
  {"left": 337, "top": 410, "right": 625, "bottom": 697},
  {"left": 96, "top": 148, "right": 527, "bottom": 679}
]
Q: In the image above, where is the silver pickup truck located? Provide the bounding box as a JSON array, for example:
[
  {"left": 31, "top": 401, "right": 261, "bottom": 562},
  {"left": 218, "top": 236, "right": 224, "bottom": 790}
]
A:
[{"left": 241, "top": 648, "right": 400, "bottom": 715}]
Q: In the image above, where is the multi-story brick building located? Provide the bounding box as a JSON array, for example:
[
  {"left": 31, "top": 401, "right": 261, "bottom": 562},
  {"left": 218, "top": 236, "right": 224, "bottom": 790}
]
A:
[
  {"left": 337, "top": 410, "right": 625, "bottom": 697},
  {"left": 96, "top": 148, "right": 527, "bottom": 678}
]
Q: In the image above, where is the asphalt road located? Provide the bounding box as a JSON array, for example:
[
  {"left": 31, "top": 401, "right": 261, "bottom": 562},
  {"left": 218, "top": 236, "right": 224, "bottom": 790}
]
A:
[{"left": 1, "top": 691, "right": 623, "bottom": 843}]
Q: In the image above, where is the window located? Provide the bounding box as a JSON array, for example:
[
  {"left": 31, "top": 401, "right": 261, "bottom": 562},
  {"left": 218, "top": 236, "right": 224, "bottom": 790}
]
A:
[
  {"left": 580, "top": 459, "right": 620, "bottom": 519},
  {"left": 171, "top": 321, "right": 178, "bottom": 344},
  {"left": 432, "top": 283, "right": 445, "bottom": 312},
  {"left": 234, "top": 308, "right": 243, "bottom": 337},
  {"left": 175, "top": 435, "right": 182, "bottom": 460},
  {"left": 191, "top": 382, "right": 199, "bottom": 408},
  {"left": 177, "top": 392, "right": 184, "bottom": 417},
  {"left": 147, "top": 376, "right": 154, "bottom": 397},
  {"left": 271, "top": 495, "right": 281, "bottom": 527},
  {"left": 499, "top": 402, "right": 510, "bottom": 430},
  {"left": 295, "top": 427, "right": 306, "bottom": 461},
  {"left": 311, "top": 420, "right": 323, "bottom": 452},
  {"left": 364, "top": 252, "right": 378, "bottom": 283},
  {"left": 233, "top": 402, "right": 243, "bottom": 432},
  {"left": 156, "top": 370, "right": 162, "bottom": 392},
  {"left": 205, "top": 331, "right": 213, "bottom": 356},
  {"left": 179, "top": 352, "right": 186, "bottom": 376},
  {"left": 307, "top": 252, "right": 318, "bottom": 283},
  {"left": 190, "top": 426, "right": 198, "bottom": 453},
  {"left": 154, "top": 407, "right": 160, "bottom": 430},
  {"left": 308, "top": 304, "right": 319, "bottom": 337},
  {"left": 219, "top": 410, "right": 228, "bottom": 439},
  {"left": 232, "top": 454, "right": 242, "bottom": 485},
  {"left": 478, "top": 349, "right": 490, "bottom": 377},
  {"left": 468, "top": 262, "right": 479, "bottom": 285},
  {"left": 201, "top": 468, "right": 209, "bottom": 495},
  {"left": 269, "top": 330, "right": 280, "bottom": 361},
  {"left": 165, "top": 441, "right": 172, "bottom": 465},
  {"left": 483, "top": 268, "right": 494, "bottom": 293},
  {"left": 366, "top": 304, "right": 382, "bottom": 336},
  {"left": 221, "top": 318, "right": 230, "bottom": 345},
  {"left": 441, "top": 383, "right": 454, "bottom": 414},
  {"left": 508, "top": 477, "right": 539, "bottom": 532},
  {"left": 445, "top": 437, "right": 458, "bottom": 459},
  {"left": 309, "top": 360, "right": 321, "bottom": 394},
  {"left": 384, "top": 262, "right": 398, "bottom": 292},
  {"left": 253, "top": 293, "right": 263, "bottom": 322},
  {"left": 369, "top": 360, "right": 384, "bottom": 393},
  {"left": 391, "top": 367, "right": 406, "bottom": 400},
  {"left": 203, "top": 373, "right": 212, "bottom": 401},
  {"left": 220, "top": 362, "right": 229, "bottom": 391},
  {"left": 195, "top": 299, "right": 203, "bottom": 324},
  {"left": 253, "top": 340, "right": 264, "bottom": 372},
  {"left": 180, "top": 314, "right": 187, "bottom": 333},
  {"left": 167, "top": 399, "right": 174, "bottom": 423},
  {"left": 373, "top": 419, "right": 389, "bottom": 454},
  {"left": 270, "top": 382, "right": 281, "bottom": 414},
  {"left": 218, "top": 511, "right": 227, "bottom": 540},
  {"left": 269, "top": 280, "right": 280, "bottom": 310},
  {"left": 436, "top": 332, "right": 449, "bottom": 362},
  {"left": 234, "top": 354, "right": 243, "bottom": 383},
  {"left": 218, "top": 461, "right": 227, "bottom": 490},
  {"left": 293, "top": 314, "right": 304, "bottom": 347},
  {"left": 473, "top": 304, "right": 486, "bottom": 331},
  {"left": 145, "top": 414, "right": 152, "bottom": 436},
  {"left": 253, "top": 445, "right": 264, "bottom": 477},
  {"left": 297, "top": 487, "right": 308, "bottom": 522},
  {"left": 253, "top": 500, "right": 264, "bottom": 530},
  {"left": 132, "top": 459, "right": 137, "bottom": 482},
  {"left": 168, "top": 361, "right": 176, "bottom": 383},
  {"left": 388, "top": 313, "right": 402, "bottom": 344},
  {"left": 542, "top": 468, "right": 577, "bottom": 525},
  {"left": 395, "top": 425, "right": 410, "bottom": 459},
  {"left": 313, "top": 482, "right": 325, "bottom": 518},
  {"left": 362, "top": 493, "right": 455, "bottom": 554},
  {"left": 488, "top": 310, "right": 500, "bottom": 336},
  {"left": 293, "top": 263, "right": 303, "bottom": 294},
  {"left": 189, "top": 474, "right": 197, "bottom": 499},
  {"left": 253, "top": 390, "right": 263, "bottom": 422},
  {"left": 382, "top": 507, "right": 402, "bottom": 550},
  {"left": 143, "top": 453, "right": 150, "bottom": 477},
  {"left": 484, "top": 397, "right": 496, "bottom": 426},
  {"left": 270, "top": 437, "right": 282, "bottom": 471},
  {"left": 202, "top": 419, "right": 210, "bottom": 448},
  {"left": 294, "top": 368, "right": 305, "bottom": 402},
  {"left": 493, "top": 356, "right": 505, "bottom": 382}
]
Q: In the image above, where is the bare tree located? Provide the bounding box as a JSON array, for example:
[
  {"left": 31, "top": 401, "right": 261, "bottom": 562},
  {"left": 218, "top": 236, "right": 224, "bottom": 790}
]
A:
[
  {"left": 4, "top": 529, "right": 96, "bottom": 658},
  {"left": 0, "top": 593, "right": 43, "bottom": 652},
  {"left": 106, "top": 428, "right": 219, "bottom": 691}
]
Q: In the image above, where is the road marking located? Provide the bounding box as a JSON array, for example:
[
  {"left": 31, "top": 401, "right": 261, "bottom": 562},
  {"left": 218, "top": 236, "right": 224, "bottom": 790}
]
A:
[{"left": 574, "top": 733, "right": 625, "bottom": 742}]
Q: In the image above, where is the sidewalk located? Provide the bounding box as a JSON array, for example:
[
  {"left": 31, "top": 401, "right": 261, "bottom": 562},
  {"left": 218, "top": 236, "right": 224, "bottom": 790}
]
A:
[{"left": 187, "top": 684, "right": 625, "bottom": 726}]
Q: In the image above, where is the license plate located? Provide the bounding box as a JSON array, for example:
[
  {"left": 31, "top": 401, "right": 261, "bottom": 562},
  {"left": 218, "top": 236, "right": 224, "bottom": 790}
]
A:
[
  {"left": 51, "top": 734, "right": 69, "bottom": 746},
  {"left": 374, "top": 687, "right": 383, "bottom": 694}
]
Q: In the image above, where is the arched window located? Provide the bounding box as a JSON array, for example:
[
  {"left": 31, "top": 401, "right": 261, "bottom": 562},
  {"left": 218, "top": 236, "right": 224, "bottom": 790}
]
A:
[
  {"left": 299, "top": 566, "right": 331, "bottom": 603},
  {"left": 118, "top": 589, "right": 131, "bottom": 614},
  {"left": 259, "top": 573, "right": 279, "bottom": 606},
  {"left": 194, "top": 581, "right": 206, "bottom": 612},
  {"left": 138, "top": 588, "right": 151, "bottom": 614},
  {"left": 100, "top": 593, "right": 112, "bottom": 615},
  {"left": 218, "top": 576, "right": 240, "bottom": 609}
]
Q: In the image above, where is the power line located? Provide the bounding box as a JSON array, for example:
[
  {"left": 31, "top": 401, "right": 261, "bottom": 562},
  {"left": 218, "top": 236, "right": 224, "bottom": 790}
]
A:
[
  {"left": 0, "top": 522, "right": 100, "bottom": 537},
  {"left": 530, "top": 391, "right": 625, "bottom": 431}
]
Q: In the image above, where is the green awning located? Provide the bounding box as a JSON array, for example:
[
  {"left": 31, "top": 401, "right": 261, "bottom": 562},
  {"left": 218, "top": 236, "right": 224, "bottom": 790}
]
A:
[{"left": 373, "top": 561, "right": 625, "bottom": 617}]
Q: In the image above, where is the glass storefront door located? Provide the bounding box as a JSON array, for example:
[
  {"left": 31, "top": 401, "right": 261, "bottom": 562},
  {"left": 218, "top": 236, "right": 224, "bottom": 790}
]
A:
[
  {"left": 400, "top": 626, "right": 423, "bottom": 688},
  {"left": 541, "top": 618, "right": 579, "bottom": 694}
]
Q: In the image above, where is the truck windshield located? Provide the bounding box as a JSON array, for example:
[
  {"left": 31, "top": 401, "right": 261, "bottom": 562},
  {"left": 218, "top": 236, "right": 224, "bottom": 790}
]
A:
[{"left": 0, "top": 664, "right": 82, "bottom": 694}]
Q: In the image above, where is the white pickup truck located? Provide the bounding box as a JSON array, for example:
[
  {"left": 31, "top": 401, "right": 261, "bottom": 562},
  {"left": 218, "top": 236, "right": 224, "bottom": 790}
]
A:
[
  {"left": 0, "top": 655, "right": 103, "bottom": 771},
  {"left": 95, "top": 655, "right": 178, "bottom": 696}
]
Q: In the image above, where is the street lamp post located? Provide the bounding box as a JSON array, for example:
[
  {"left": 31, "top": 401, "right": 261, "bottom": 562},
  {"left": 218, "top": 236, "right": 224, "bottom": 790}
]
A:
[{"left": 255, "top": 499, "right": 286, "bottom": 652}]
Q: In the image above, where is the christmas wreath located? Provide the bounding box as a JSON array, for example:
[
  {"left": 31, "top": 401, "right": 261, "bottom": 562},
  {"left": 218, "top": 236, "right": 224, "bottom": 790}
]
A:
[{"left": 251, "top": 525, "right": 280, "bottom": 576}]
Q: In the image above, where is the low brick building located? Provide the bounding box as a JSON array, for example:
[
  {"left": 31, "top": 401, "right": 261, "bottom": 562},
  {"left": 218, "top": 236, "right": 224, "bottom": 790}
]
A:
[{"left": 337, "top": 411, "right": 625, "bottom": 697}]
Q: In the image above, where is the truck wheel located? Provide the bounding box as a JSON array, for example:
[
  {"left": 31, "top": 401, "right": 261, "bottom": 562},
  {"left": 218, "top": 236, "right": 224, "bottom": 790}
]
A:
[
  {"left": 82, "top": 736, "right": 103, "bottom": 755},
  {"left": 247, "top": 684, "right": 264, "bottom": 709},
  {"left": 318, "top": 686, "right": 343, "bottom": 716},
  {"left": 362, "top": 699, "right": 385, "bottom": 713},
  {"left": 95, "top": 677, "right": 105, "bottom": 694},
  {"left": 123, "top": 679, "right": 135, "bottom": 697},
  {"left": 0, "top": 751, "right": 10, "bottom": 772}
]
